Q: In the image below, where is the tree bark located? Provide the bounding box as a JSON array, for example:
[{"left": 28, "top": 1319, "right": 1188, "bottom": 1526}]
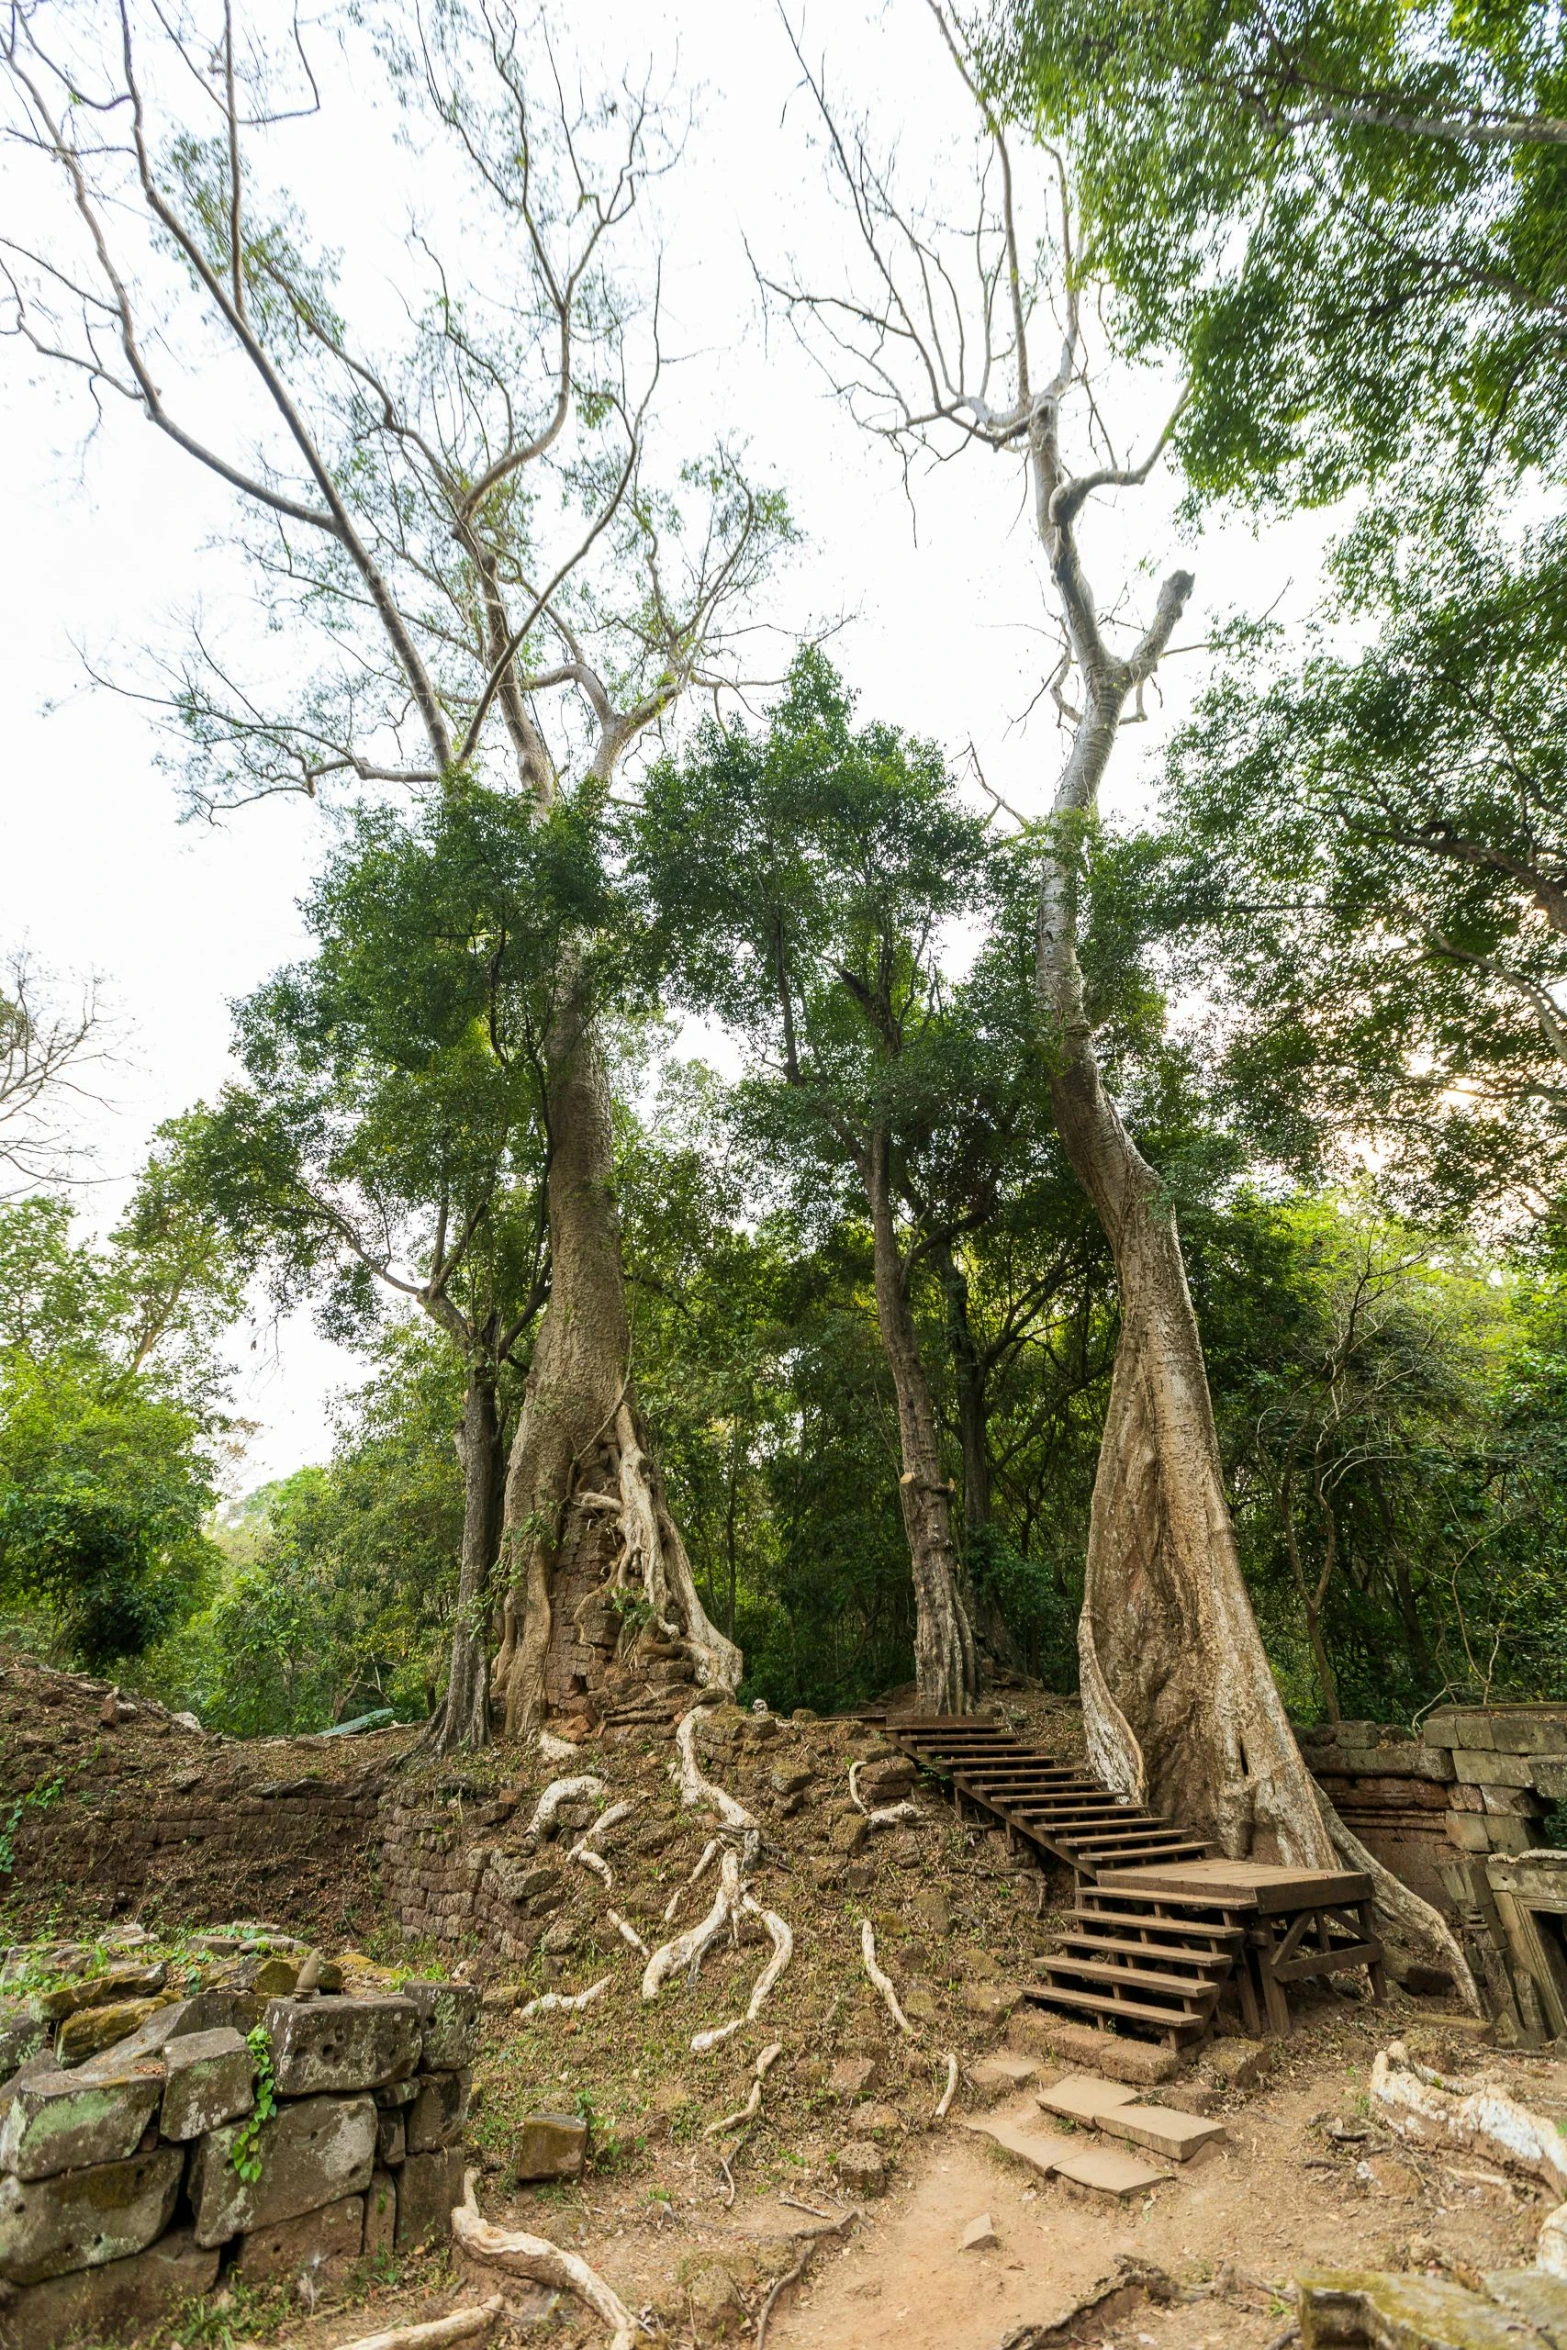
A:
[
  {"left": 494, "top": 991, "right": 741, "bottom": 1738},
  {"left": 424, "top": 1360, "right": 504, "bottom": 1755},
  {"left": 932, "top": 1238, "right": 991, "bottom": 1539},
  {"left": 866, "top": 1131, "right": 977, "bottom": 1715}
]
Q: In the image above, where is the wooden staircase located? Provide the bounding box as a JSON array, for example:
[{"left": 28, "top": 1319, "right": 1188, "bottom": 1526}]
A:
[
  {"left": 885, "top": 1716, "right": 1242, "bottom": 2046},
  {"left": 888, "top": 1717, "right": 1215, "bottom": 1875}
]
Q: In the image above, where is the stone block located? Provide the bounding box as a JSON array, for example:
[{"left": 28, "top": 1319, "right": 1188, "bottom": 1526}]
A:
[
  {"left": 1485, "top": 2267, "right": 1567, "bottom": 2337},
  {"left": 1446, "top": 1810, "right": 1495, "bottom": 1852},
  {"left": 1481, "top": 1784, "right": 1546, "bottom": 1818},
  {"left": 54, "top": 2000, "right": 169, "bottom": 2069},
  {"left": 513, "top": 2113, "right": 587, "bottom": 2181},
  {"left": 857, "top": 1757, "right": 917, "bottom": 1805},
  {"left": 1533, "top": 1759, "right": 1567, "bottom": 1801},
  {"left": 829, "top": 1813, "right": 869, "bottom": 1856},
  {"left": 362, "top": 2167, "right": 397, "bottom": 2264},
  {"left": 1098, "top": 2103, "right": 1226, "bottom": 2161},
  {"left": 71, "top": 2001, "right": 193, "bottom": 2084},
  {"left": 1036, "top": 2074, "right": 1138, "bottom": 2126},
  {"left": 0, "top": 2225, "right": 217, "bottom": 2350},
  {"left": 0, "top": 2017, "right": 48, "bottom": 2089},
  {"left": 233, "top": 2192, "right": 364, "bottom": 2292},
  {"left": 0, "top": 2067, "right": 161, "bottom": 2181},
  {"left": 960, "top": 2212, "right": 998, "bottom": 2252},
  {"left": 962, "top": 1982, "right": 1021, "bottom": 2027},
  {"left": 0, "top": 2147, "right": 184, "bottom": 2284},
  {"left": 160, "top": 2029, "right": 254, "bottom": 2142},
  {"left": 908, "top": 1888, "right": 951, "bottom": 1936},
  {"left": 1052, "top": 2142, "right": 1170, "bottom": 2198},
  {"left": 848, "top": 2102, "right": 904, "bottom": 2137},
  {"left": 962, "top": 2113, "right": 1069, "bottom": 2179},
  {"left": 394, "top": 2145, "right": 464, "bottom": 2249},
  {"left": 1484, "top": 1815, "right": 1536, "bottom": 1854},
  {"left": 969, "top": 2054, "right": 1038, "bottom": 2092},
  {"left": 373, "top": 2076, "right": 419, "bottom": 2109},
  {"left": 1426, "top": 1709, "right": 1491, "bottom": 1750},
  {"left": 405, "top": 2069, "right": 470, "bottom": 2155},
  {"left": 770, "top": 1762, "right": 814, "bottom": 1799},
  {"left": 189, "top": 2092, "right": 377, "bottom": 2246},
  {"left": 1297, "top": 2270, "right": 1541, "bottom": 2350},
  {"left": 1007, "top": 2011, "right": 1182, "bottom": 2086},
  {"left": 1486, "top": 1714, "right": 1567, "bottom": 1758},
  {"left": 828, "top": 2056, "right": 878, "bottom": 2101},
  {"left": 834, "top": 2141, "right": 885, "bottom": 2197},
  {"left": 376, "top": 2109, "right": 405, "bottom": 2167},
  {"left": 1453, "top": 1749, "right": 1536, "bottom": 1788},
  {"left": 263, "top": 1996, "right": 420, "bottom": 2096},
  {"left": 402, "top": 1982, "right": 481, "bottom": 2072}
]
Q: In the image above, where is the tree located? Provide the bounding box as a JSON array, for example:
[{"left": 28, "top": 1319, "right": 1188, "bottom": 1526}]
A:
[
  {"left": 762, "top": 13, "right": 1338, "bottom": 1859},
  {"left": 2, "top": 1, "right": 787, "bottom": 1742},
  {"left": 0, "top": 953, "right": 108, "bottom": 1194},
  {"left": 634, "top": 653, "right": 1004, "bottom": 1709},
  {"left": 161, "top": 788, "right": 565, "bottom": 1749},
  {"left": 0, "top": 1189, "right": 239, "bottom": 1667},
  {"left": 996, "top": 0, "right": 1567, "bottom": 1222}
]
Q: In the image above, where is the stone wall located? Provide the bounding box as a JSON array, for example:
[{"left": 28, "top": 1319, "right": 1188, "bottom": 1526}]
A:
[{"left": 0, "top": 1940, "right": 477, "bottom": 2350}]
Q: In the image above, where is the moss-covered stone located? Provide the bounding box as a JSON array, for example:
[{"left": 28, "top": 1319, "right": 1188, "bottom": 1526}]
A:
[
  {"left": 0, "top": 2147, "right": 184, "bottom": 2285},
  {"left": 1298, "top": 2269, "right": 1554, "bottom": 2349},
  {"left": 0, "top": 2068, "right": 162, "bottom": 2182}
]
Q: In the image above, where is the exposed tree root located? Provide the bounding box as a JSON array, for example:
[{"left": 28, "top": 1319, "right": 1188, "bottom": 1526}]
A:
[
  {"left": 755, "top": 2212, "right": 857, "bottom": 2350},
  {"left": 703, "top": 2042, "right": 783, "bottom": 2137},
  {"left": 663, "top": 1837, "right": 720, "bottom": 1923},
  {"left": 335, "top": 2302, "right": 504, "bottom": 2350},
  {"left": 614, "top": 1407, "right": 742, "bottom": 1696},
  {"left": 735, "top": 1894, "right": 793, "bottom": 2019},
  {"left": 606, "top": 1909, "right": 649, "bottom": 1957},
  {"left": 452, "top": 2173, "right": 639, "bottom": 2350},
  {"left": 1320, "top": 1796, "right": 1484, "bottom": 2017},
  {"left": 848, "top": 1761, "right": 919, "bottom": 1830},
  {"left": 934, "top": 2053, "right": 958, "bottom": 2121},
  {"left": 860, "top": 1919, "right": 916, "bottom": 2037},
  {"left": 524, "top": 1776, "right": 606, "bottom": 1847},
  {"left": 673, "top": 1709, "right": 758, "bottom": 1846},
  {"left": 642, "top": 1850, "right": 742, "bottom": 1999},
  {"left": 518, "top": 1975, "right": 612, "bottom": 2021}
]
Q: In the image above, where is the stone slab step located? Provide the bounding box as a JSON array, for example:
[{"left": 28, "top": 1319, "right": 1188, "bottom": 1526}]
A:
[
  {"left": 1053, "top": 2142, "right": 1174, "bottom": 2198},
  {"left": 1035, "top": 2073, "right": 1140, "bottom": 2126},
  {"left": 1099, "top": 2104, "right": 1227, "bottom": 2162}
]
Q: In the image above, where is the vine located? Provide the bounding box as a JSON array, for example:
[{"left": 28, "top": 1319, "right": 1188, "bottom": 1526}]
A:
[{"left": 228, "top": 2025, "right": 277, "bottom": 2183}]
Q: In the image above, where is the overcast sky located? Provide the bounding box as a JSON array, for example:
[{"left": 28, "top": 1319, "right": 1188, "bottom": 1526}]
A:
[{"left": 0, "top": 0, "right": 1331, "bottom": 1486}]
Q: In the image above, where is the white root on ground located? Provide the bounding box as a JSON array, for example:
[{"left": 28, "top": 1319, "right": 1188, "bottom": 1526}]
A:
[
  {"left": 860, "top": 1919, "right": 916, "bottom": 2038},
  {"left": 606, "top": 1909, "right": 650, "bottom": 1957},
  {"left": 847, "top": 1760, "right": 919, "bottom": 1830},
  {"left": 452, "top": 2173, "right": 640, "bottom": 2350},
  {"left": 737, "top": 1894, "right": 793, "bottom": 2018},
  {"left": 335, "top": 2303, "right": 503, "bottom": 2350},
  {"left": 663, "top": 1837, "right": 720, "bottom": 1924},
  {"left": 690, "top": 2017, "right": 742, "bottom": 2054},
  {"left": 642, "top": 1850, "right": 742, "bottom": 2000},
  {"left": 571, "top": 1847, "right": 613, "bottom": 1888},
  {"left": 518, "top": 1975, "right": 612, "bottom": 2021},
  {"left": 934, "top": 2053, "right": 958, "bottom": 2122},
  {"left": 579, "top": 1798, "right": 638, "bottom": 1849},
  {"left": 703, "top": 2042, "right": 784, "bottom": 2137},
  {"left": 336, "top": 2307, "right": 500, "bottom": 2350},
  {"left": 674, "top": 1708, "right": 758, "bottom": 1844},
  {"left": 524, "top": 1776, "right": 606, "bottom": 1843}
]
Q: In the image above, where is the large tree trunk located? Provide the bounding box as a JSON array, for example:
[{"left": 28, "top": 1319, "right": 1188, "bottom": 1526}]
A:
[
  {"left": 424, "top": 1360, "right": 505, "bottom": 1756},
  {"left": 932, "top": 1238, "right": 991, "bottom": 1539},
  {"left": 866, "top": 1132, "right": 978, "bottom": 1715},
  {"left": 494, "top": 994, "right": 740, "bottom": 1738}
]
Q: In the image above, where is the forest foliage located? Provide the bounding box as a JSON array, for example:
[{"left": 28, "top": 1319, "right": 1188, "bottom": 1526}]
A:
[{"left": 3, "top": 0, "right": 1567, "bottom": 1739}]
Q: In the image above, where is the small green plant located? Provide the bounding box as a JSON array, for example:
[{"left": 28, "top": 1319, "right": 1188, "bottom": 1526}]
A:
[{"left": 229, "top": 2026, "right": 277, "bottom": 2183}]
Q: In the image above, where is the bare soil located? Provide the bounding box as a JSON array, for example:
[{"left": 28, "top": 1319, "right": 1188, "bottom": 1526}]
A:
[{"left": 2, "top": 1656, "right": 1550, "bottom": 2350}]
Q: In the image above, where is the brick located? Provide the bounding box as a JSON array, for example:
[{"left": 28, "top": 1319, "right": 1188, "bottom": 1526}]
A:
[
  {"left": 394, "top": 2145, "right": 464, "bottom": 2249},
  {"left": 362, "top": 2167, "right": 397, "bottom": 2264},
  {"left": 0, "top": 2147, "right": 184, "bottom": 2284},
  {"left": 263, "top": 1997, "right": 420, "bottom": 2096},
  {"left": 233, "top": 2192, "right": 364, "bottom": 2292},
  {"left": 0, "top": 2067, "right": 162, "bottom": 2181},
  {"left": 190, "top": 2092, "right": 376, "bottom": 2246},
  {"left": 405, "top": 2069, "right": 470, "bottom": 2155},
  {"left": 0, "top": 2224, "right": 217, "bottom": 2350},
  {"left": 514, "top": 2113, "right": 587, "bottom": 2181},
  {"left": 1454, "top": 1750, "right": 1537, "bottom": 1788}
]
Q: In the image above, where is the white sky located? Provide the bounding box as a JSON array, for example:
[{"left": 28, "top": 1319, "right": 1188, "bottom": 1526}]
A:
[{"left": 0, "top": 0, "right": 1332, "bottom": 1486}]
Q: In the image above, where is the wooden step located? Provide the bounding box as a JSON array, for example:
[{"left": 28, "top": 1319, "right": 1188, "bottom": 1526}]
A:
[
  {"left": 1081, "top": 1844, "right": 1216, "bottom": 1867},
  {"left": 1050, "top": 1932, "right": 1234, "bottom": 1974},
  {"left": 1021, "top": 1980, "right": 1208, "bottom": 2036},
  {"left": 1067, "top": 1826, "right": 1204, "bottom": 1849},
  {"left": 1038, "top": 1953, "right": 1218, "bottom": 2000},
  {"left": 1079, "top": 1886, "right": 1251, "bottom": 1917},
  {"left": 1072, "top": 1916, "right": 1243, "bottom": 1951}
]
